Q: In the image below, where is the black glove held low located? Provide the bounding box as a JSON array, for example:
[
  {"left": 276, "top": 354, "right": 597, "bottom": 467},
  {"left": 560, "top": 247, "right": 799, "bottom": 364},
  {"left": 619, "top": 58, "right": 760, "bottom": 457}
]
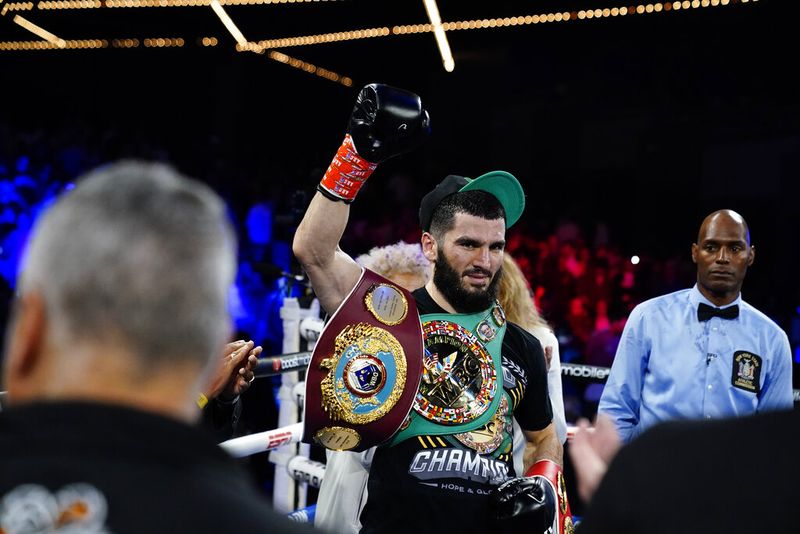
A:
[{"left": 490, "top": 476, "right": 557, "bottom": 534}]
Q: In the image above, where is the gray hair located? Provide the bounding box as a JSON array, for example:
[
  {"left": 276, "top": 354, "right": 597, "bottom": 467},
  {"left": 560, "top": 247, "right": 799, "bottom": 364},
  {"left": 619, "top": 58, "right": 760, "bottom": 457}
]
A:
[
  {"left": 19, "top": 161, "right": 236, "bottom": 371},
  {"left": 355, "top": 241, "right": 432, "bottom": 283}
]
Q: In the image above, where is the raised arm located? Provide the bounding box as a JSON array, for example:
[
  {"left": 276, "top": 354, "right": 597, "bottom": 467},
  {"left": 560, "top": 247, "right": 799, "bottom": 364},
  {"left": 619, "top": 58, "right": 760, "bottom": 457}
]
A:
[
  {"left": 292, "top": 83, "right": 430, "bottom": 314},
  {"left": 293, "top": 194, "right": 362, "bottom": 314}
]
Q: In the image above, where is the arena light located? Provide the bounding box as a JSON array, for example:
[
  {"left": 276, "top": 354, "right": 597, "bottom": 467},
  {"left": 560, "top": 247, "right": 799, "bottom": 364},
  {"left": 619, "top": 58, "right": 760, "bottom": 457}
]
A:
[
  {"left": 265, "top": 49, "right": 353, "bottom": 87},
  {"left": 256, "top": 27, "right": 390, "bottom": 49},
  {"left": 142, "top": 37, "right": 185, "bottom": 47},
  {"left": 38, "top": 0, "right": 100, "bottom": 9},
  {"left": 13, "top": 14, "right": 66, "bottom": 48},
  {"left": 232, "top": 35, "right": 354, "bottom": 88},
  {"left": 1, "top": 2, "right": 34, "bottom": 12},
  {"left": 422, "top": 0, "right": 454, "bottom": 72},
  {"left": 111, "top": 38, "right": 140, "bottom": 48},
  {"left": 0, "top": 0, "right": 760, "bottom": 54},
  {"left": 0, "top": 38, "right": 106, "bottom": 50},
  {"left": 36, "top": 0, "right": 338, "bottom": 8},
  {"left": 253, "top": 0, "right": 758, "bottom": 50},
  {"left": 210, "top": 0, "right": 247, "bottom": 46}
]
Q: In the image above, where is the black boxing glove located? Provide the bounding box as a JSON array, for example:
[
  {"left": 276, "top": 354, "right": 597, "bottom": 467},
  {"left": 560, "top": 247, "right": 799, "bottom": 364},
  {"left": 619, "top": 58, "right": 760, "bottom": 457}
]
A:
[
  {"left": 492, "top": 459, "right": 574, "bottom": 534},
  {"left": 491, "top": 474, "right": 556, "bottom": 534},
  {"left": 347, "top": 83, "right": 430, "bottom": 163},
  {"left": 318, "top": 83, "right": 430, "bottom": 203}
]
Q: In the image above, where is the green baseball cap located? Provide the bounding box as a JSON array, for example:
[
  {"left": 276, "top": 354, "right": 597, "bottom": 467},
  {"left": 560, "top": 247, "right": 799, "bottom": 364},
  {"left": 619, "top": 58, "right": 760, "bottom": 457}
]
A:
[{"left": 418, "top": 170, "right": 525, "bottom": 232}]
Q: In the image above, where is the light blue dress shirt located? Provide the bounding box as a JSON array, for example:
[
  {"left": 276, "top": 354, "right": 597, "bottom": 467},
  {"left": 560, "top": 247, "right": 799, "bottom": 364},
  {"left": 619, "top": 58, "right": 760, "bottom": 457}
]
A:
[{"left": 599, "top": 285, "right": 793, "bottom": 443}]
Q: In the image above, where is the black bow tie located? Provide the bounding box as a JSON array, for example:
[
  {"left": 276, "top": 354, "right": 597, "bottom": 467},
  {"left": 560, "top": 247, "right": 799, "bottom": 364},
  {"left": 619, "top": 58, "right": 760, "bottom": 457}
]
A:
[{"left": 697, "top": 303, "right": 739, "bottom": 322}]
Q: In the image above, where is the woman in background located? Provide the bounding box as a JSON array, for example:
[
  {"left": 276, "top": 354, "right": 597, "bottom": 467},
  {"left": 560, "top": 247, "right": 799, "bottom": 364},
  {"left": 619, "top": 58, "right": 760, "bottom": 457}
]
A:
[{"left": 498, "top": 254, "right": 568, "bottom": 474}]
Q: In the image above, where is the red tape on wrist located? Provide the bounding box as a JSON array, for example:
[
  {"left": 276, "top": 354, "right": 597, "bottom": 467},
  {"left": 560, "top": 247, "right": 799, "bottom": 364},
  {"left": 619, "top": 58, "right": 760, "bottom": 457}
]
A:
[
  {"left": 319, "top": 134, "right": 377, "bottom": 202},
  {"left": 526, "top": 460, "right": 574, "bottom": 534},
  {"left": 524, "top": 458, "right": 560, "bottom": 479}
]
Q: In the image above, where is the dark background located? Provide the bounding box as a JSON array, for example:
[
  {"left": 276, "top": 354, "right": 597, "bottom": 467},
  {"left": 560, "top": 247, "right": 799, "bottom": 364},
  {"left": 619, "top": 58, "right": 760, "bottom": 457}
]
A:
[{"left": 3, "top": 0, "right": 797, "bottom": 271}]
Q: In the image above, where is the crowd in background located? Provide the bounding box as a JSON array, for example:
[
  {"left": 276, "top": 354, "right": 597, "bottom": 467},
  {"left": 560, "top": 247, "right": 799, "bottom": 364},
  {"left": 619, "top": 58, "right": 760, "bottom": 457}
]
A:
[
  {"left": 0, "top": 127, "right": 773, "bottom": 402},
  {"left": 1, "top": 124, "right": 794, "bottom": 497}
]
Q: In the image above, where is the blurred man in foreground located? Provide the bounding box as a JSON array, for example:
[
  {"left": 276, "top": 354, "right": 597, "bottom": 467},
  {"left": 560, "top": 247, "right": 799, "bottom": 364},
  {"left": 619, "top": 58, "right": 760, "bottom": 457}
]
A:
[{"left": 0, "top": 161, "right": 306, "bottom": 533}]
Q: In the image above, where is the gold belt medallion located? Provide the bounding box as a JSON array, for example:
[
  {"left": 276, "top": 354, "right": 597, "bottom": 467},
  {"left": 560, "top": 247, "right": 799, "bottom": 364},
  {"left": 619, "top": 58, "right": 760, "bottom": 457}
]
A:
[
  {"left": 414, "top": 319, "right": 497, "bottom": 425},
  {"left": 319, "top": 322, "right": 407, "bottom": 426},
  {"left": 454, "top": 396, "right": 509, "bottom": 453}
]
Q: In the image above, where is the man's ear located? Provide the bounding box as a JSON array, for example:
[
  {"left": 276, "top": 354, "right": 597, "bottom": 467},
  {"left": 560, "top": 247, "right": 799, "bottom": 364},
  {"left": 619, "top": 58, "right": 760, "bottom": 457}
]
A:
[
  {"left": 3, "top": 291, "right": 47, "bottom": 400},
  {"left": 747, "top": 245, "right": 755, "bottom": 267},
  {"left": 421, "top": 232, "right": 437, "bottom": 263},
  {"left": 690, "top": 243, "right": 698, "bottom": 264}
]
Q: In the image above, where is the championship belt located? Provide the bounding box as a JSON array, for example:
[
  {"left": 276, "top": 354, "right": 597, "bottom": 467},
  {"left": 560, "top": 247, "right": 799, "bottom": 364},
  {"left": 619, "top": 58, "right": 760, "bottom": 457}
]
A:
[
  {"left": 303, "top": 268, "right": 424, "bottom": 452},
  {"left": 390, "top": 302, "right": 507, "bottom": 444}
]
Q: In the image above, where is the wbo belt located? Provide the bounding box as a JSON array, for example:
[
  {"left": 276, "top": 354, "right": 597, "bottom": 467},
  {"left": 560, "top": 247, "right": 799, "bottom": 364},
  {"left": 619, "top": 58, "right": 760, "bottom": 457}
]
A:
[
  {"left": 302, "top": 268, "right": 424, "bottom": 452},
  {"left": 390, "top": 301, "right": 507, "bottom": 445}
]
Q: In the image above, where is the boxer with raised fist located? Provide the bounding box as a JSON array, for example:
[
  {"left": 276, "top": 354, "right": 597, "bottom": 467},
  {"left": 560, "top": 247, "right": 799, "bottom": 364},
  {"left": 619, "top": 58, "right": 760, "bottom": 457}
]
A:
[
  {"left": 294, "top": 85, "right": 563, "bottom": 534},
  {"left": 317, "top": 83, "right": 430, "bottom": 204}
]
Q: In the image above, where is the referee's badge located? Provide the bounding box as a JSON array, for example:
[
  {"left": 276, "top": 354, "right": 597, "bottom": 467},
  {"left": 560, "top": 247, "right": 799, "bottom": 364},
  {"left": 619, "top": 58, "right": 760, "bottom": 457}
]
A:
[{"left": 731, "top": 350, "right": 762, "bottom": 394}]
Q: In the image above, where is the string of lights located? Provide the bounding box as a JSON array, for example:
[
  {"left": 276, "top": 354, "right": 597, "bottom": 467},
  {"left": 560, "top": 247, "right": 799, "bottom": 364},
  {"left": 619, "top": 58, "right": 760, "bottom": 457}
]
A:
[
  {"left": 251, "top": 0, "right": 757, "bottom": 50},
  {"left": 0, "top": 38, "right": 106, "bottom": 49},
  {"left": 1, "top": 0, "right": 337, "bottom": 10},
  {"left": 230, "top": 42, "right": 353, "bottom": 87},
  {"left": 0, "top": 37, "right": 190, "bottom": 49},
  {"left": 0, "top": 0, "right": 760, "bottom": 88},
  {"left": 1, "top": 2, "right": 33, "bottom": 15},
  {"left": 0, "top": 0, "right": 761, "bottom": 52},
  {"left": 256, "top": 27, "right": 390, "bottom": 50},
  {"left": 267, "top": 50, "right": 353, "bottom": 87}
]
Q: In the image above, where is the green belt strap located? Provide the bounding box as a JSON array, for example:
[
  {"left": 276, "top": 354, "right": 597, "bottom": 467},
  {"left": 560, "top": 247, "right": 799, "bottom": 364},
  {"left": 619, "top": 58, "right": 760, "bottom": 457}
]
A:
[{"left": 389, "top": 306, "right": 506, "bottom": 446}]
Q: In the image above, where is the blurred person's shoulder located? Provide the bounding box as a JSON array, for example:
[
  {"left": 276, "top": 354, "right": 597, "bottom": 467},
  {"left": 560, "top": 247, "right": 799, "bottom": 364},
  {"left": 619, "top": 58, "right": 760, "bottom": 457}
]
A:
[{"left": 0, "top": 402, "right": 311, "bottom": 533}]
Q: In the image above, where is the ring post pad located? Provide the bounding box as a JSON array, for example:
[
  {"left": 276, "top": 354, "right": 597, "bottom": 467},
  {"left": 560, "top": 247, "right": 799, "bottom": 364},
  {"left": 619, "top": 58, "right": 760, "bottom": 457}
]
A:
[{"left": 303, "top": 268, "right": 424, "bottom": 452}]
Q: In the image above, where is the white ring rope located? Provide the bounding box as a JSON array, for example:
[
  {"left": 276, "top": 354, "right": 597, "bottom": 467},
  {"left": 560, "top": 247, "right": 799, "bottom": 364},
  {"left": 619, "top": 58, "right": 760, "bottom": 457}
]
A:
[{"left": 221, "top": 422, "right": 304, "bottom": 458}]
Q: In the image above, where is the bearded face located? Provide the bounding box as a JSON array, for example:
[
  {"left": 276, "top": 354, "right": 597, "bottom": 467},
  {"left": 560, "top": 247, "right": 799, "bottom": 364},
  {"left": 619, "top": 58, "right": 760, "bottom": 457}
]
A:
[
  {"left": 433, "top": 247, "right": 503, "bottom": 313},
  {"left": 427, "top": 212, "right": 506, "bottom": 313}
]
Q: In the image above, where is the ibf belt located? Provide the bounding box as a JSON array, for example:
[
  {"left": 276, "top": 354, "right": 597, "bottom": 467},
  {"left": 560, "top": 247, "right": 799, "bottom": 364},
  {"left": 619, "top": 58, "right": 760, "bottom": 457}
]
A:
[
  {"left": 303, "top": 268, "right": 424, "bottom": 452},
  {"left": 390, "top": 303, "right": 507, "bottom": 445}
]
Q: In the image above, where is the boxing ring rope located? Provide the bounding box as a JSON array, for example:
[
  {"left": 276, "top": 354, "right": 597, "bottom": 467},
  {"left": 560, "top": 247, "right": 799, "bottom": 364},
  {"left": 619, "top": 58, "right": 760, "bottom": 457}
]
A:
[
  {"left": 254, "top": 351, "right": 313, "bottom": 378},
  {"left": 3, "top": 297, "right": 797, "bottom": 523},
  {"left": 224, "top": 332, "right": 800, "bottom": 512},
  {"left": 221, "top": 362, "right": 618, "bottom": 457}
]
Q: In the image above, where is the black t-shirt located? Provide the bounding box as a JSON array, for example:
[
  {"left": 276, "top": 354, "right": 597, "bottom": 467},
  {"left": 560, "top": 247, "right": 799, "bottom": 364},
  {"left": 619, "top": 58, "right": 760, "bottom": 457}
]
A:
[
  {"left": 359, "top": 288, "right": 552, "bottom": 534},
  {"left": 0, "top": 402, "right": 309, "bottom": 534}
]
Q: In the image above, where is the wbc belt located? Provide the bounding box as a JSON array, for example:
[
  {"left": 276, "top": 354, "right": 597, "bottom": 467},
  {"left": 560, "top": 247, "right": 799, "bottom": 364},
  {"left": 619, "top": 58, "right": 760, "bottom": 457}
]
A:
[
  {"left": 390, "top": 303, "right": 507, "bottom": 444},
  {"left": 303, "top": 268, "right": 424, "bottom": 452}
]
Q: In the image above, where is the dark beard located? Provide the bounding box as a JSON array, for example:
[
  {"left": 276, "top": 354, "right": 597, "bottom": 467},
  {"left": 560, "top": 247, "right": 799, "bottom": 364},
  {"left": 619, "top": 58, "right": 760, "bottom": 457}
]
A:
[{"left": 433, "top": 249, "right": 502, "bottom": 313}]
